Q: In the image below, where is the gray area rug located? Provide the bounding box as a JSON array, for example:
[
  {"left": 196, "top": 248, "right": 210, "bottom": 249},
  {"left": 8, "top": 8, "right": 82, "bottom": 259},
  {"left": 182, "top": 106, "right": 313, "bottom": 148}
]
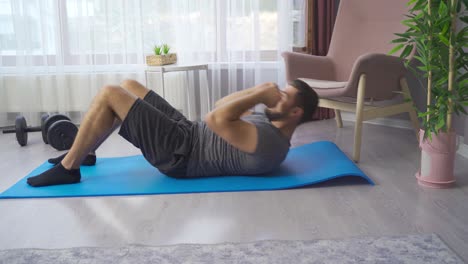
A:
[{"left": 0, "top": 234, "right": 463, "bottom": 264}]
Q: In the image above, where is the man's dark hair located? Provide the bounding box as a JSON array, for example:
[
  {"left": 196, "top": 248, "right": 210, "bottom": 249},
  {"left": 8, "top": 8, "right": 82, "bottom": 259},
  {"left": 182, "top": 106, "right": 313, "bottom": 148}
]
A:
[{"left": 289, "top": 79, "right": 319, "bottom": 124}]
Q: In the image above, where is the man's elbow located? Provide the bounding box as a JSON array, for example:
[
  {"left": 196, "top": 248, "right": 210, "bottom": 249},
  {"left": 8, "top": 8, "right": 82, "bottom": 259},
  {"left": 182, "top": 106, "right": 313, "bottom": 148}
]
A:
[
  {"left": 204, "top": 112, "right": 215, "bottom": 125},
  {"left": 204, "top": 112, "right": 221, "bottom": 127},
  {"left": 204, "top": 112, "right": 229, "bottom": 131}
]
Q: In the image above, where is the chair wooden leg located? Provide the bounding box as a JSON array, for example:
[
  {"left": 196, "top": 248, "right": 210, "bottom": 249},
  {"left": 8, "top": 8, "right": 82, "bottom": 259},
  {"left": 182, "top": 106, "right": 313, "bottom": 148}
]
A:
[
  {"left": 334, "top": 109, "right": 343, "bottom": 128},
  {"left": 353, "top": 74, "right": 366, "bottom": 163},
  {"left": 400, "top": 78, "right": 420, "bottom": 141}
]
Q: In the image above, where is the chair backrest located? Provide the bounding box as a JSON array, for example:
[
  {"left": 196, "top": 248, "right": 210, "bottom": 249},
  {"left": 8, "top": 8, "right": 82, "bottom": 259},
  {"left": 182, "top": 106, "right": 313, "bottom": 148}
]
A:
[{"left": 328, "top": 0, "right": 409, "bottom": 82}]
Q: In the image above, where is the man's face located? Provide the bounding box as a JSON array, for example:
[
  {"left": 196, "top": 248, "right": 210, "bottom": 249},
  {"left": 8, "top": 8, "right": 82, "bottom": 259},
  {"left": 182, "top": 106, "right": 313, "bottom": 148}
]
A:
[{"left": 264, "top": 85, "right": 299, "bottom": 121}]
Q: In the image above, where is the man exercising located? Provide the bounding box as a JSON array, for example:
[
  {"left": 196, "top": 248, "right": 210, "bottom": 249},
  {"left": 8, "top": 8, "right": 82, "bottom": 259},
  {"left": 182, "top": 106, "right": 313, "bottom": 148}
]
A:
[{"left": 27, "top": 79, "right": 318, "bottom": 187}]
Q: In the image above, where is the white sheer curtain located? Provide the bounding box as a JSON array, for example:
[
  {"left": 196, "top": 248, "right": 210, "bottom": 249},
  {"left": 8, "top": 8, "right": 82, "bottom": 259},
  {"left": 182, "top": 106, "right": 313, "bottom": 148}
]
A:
[{"left": 0, "top": 0, "right": 305, "bottom": 126}]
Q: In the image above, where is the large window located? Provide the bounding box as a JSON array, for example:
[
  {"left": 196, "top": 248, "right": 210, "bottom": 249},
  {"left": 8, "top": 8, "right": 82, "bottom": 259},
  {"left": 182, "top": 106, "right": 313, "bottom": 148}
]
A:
[
  {"left": 0, "top": 0, "right": 56, "bottom": 55},
  {"left": 0, "top": 0, "right": 305, "bottom": 67}
]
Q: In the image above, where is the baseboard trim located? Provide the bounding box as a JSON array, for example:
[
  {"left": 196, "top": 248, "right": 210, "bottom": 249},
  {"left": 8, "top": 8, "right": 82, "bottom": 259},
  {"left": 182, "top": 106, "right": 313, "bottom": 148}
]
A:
[
  {"left": 339, "top": 112, "right": 468, "bottom": 159},
  {"left": 340, "top": 112, "right": 413, "bottom": 130}
]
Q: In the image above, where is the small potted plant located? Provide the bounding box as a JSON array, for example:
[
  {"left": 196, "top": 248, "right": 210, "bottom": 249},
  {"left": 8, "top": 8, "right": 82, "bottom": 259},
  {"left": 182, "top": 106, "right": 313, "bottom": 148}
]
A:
[
  {"left": 146, "top": 43, "right": 177, "bottom": 66},
  {"left": 390, "top": 0, "right": 468, "bottom": 188}
]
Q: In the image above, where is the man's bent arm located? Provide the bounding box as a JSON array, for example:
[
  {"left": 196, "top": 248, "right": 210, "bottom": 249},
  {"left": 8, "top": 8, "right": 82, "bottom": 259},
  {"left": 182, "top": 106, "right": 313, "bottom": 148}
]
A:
[
  {"left": 214, "top": 86, "right": 257, "bottom": 108},
  {"left": 205, "top": 83, "right": 280, "bottom": 153}
]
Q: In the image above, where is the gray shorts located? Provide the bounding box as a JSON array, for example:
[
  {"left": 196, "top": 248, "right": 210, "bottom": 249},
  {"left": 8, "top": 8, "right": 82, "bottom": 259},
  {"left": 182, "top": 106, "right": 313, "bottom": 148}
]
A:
[{"left": 118, "top": 91, "right": 193, "bottom": 177}]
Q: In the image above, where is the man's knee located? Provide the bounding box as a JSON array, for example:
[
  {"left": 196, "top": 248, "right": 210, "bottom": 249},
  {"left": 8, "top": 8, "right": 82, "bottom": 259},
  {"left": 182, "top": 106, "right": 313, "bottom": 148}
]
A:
[
  {"left": 120, "top": 79, "right": 150, "bottom": 99},
  {"left": 99, "top": 85, "right": 125, "bottom": 101},
  {"left": 98, "top": 85, "right": 138, "bottom": 120},
  {"left": 120, "top": 79, "right": 141, "bottom": 90}
]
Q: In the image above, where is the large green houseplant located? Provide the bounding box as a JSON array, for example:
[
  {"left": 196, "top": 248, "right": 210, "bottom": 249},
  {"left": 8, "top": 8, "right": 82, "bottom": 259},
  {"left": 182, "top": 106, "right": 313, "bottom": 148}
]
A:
[{"left": 390, "top": 0, "right": 468, "bottom": 187}]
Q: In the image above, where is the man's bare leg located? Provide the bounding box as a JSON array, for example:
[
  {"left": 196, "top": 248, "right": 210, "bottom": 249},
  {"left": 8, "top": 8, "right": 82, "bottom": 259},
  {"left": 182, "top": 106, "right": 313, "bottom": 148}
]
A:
[
  {"left": 88, "top": 80, "right": 152, "bottom": 152},
  {"left": 48, "top": 80, "right": 153, "bottom": 165},
  {"left": 27, "top": 85, "right": 138, "bottom": 187}
]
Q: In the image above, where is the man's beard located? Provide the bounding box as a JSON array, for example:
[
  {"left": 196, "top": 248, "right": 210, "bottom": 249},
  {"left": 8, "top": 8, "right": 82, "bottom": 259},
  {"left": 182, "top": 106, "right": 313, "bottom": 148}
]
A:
[{"left": 264, "top": 108, "right": 287, "bottom": 121}]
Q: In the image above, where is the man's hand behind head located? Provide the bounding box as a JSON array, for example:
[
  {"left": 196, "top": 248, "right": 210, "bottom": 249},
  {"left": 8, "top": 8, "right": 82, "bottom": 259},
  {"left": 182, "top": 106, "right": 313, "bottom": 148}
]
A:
[{"left": 255, "top": 82, "right": 282, "bottom": 108}]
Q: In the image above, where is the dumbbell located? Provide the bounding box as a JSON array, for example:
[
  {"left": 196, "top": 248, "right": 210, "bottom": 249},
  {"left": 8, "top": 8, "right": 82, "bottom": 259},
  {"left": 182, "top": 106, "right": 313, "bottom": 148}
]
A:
[
  {"left": 2, "top": 115, "right": 49, "bottom": 146},
  {"left": 42, "top": 114, "right": 78, "bottom": 150},
  {"left": 42, "top": 114, "right": 71, "bottom": 144},
  {"left": 3, "top": 114, "right": 78, "bottom": 150},
  {"left": 47, "top": 119, "right": 78, "bottom": 151}
]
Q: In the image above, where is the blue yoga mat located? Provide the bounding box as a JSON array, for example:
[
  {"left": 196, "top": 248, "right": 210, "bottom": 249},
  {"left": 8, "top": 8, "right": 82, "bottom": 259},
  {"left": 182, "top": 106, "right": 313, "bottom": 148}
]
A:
[{"left": 0, "top": 141, "right": 373, "bottom": 199}]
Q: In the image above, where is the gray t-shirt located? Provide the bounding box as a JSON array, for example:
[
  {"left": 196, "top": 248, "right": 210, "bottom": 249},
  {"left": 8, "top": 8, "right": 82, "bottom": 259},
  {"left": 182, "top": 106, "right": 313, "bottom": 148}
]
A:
[{"left": 187, "top": 113, "right": 290, "bottom": 177}]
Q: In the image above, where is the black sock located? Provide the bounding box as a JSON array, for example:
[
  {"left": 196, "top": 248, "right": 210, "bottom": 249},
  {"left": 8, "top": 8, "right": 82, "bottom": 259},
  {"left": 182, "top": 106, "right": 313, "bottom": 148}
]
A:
[
  {"left": 27, "top": 163, "right": 81, "bottom": 187},
  {"left": 48, "top": 152, "right": 96, "bottom": 166}
]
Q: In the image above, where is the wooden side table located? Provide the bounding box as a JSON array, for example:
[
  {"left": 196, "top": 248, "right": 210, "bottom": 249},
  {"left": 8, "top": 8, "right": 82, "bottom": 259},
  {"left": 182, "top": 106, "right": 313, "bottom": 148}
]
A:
[{"left": 145, "top": 64, "right": 211, "bottom": 120}]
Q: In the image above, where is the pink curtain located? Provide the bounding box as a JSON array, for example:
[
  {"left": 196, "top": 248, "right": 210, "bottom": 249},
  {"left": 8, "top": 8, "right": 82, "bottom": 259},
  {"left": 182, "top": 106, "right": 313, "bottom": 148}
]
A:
[{"left": 310, "top": 0, "right": 337, "bottom": 121}]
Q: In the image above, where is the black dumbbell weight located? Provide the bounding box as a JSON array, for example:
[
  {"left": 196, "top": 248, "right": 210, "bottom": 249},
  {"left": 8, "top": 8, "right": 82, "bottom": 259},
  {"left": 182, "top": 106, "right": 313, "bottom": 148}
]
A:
[
  {"left": 42, "top": 114, "right": 71, "bottom": 144},
  {"left": 47, "top": 120, "right": 78, "bottom": 151},
  {"left": 41, "top": 114, "right": 50, "bottom": 143},
  {"left": 2, "top": 116, "right": 42, "bottom": 146}
]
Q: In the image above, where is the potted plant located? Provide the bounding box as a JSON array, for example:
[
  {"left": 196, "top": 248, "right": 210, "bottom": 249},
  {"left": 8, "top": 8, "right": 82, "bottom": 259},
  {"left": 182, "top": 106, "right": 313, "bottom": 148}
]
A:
[
  {"left": 146, "top": 43, "right": 177, "bottom": 66},
  {"left": 390, "top": 0, "right": 468, "bottom": 188}
]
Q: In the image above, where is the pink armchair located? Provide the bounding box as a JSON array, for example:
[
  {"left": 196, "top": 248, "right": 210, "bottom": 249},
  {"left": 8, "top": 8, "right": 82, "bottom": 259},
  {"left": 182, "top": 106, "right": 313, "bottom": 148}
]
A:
[{"left": 282, "top": 0, "right": 419, "bottom": 162}]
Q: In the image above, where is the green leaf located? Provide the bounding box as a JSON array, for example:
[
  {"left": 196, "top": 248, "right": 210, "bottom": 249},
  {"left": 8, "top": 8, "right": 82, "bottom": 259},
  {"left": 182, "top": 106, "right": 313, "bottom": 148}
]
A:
[
  {"left": 400, "top": 44, "right": 414, "bottom": 58},
  {"left": 389, "top": 44, "right": 405, "bottom": 55},
  {"left": 459, "top": 78, "right": 468, "bottom": 87},
  {"left": 402, "top": 20, "right": 418, "bottom": 31},
  {"left": 396, "top": 31, "right": 420, "bottom": 38},
  {"left": 412, "top": 0, "right": 426, "bottom": 11},
  {"left": 153, "top": 45, "right": 162, "bottom": 55},
  {"left": 404, "top": 14, "right": 417, "bottom": 19},
  {"left": 438, "top": 1, "right": 448, "bottom": 16},
  {"left": 415, "top": 12, "right": 424, "bottom": 20},
  {"left": 436, "top": 76, "right": 448, "bottom": 86},
  {"left": 407, "top": 0, "right": 418, "bottom": 6},
  {"left": 417, "top": 65, "right": 428, "bottom": 71},
  {"left": 441, "top": 23, "right": 450, "bottom": 35},
  {"left": 391, "top": 38, "right": 408, "bottom": 44},
  {"left": 395, "top": 33, "right": 411, "bottom": 39},
  {"left": 415, "top": 40, "right": 427, "bottom": 55},
  {"left": 438, "top": 35, "right": 450, "bottom": 46},
  {"left": 162, "top": 44, "right": 170, "bottom": 54},
  {"left": 414, "top": 55, "right": 426, "bottom": 64},
  {"left": 436, "top": 118, "right": 445, "bottom": 130}
]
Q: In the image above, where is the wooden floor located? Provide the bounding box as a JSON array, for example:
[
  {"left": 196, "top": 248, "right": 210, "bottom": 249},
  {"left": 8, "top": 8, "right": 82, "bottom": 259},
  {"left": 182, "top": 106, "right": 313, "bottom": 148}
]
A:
[{"left": 0, "top": 119, "right": 467, "bottom": 261}]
